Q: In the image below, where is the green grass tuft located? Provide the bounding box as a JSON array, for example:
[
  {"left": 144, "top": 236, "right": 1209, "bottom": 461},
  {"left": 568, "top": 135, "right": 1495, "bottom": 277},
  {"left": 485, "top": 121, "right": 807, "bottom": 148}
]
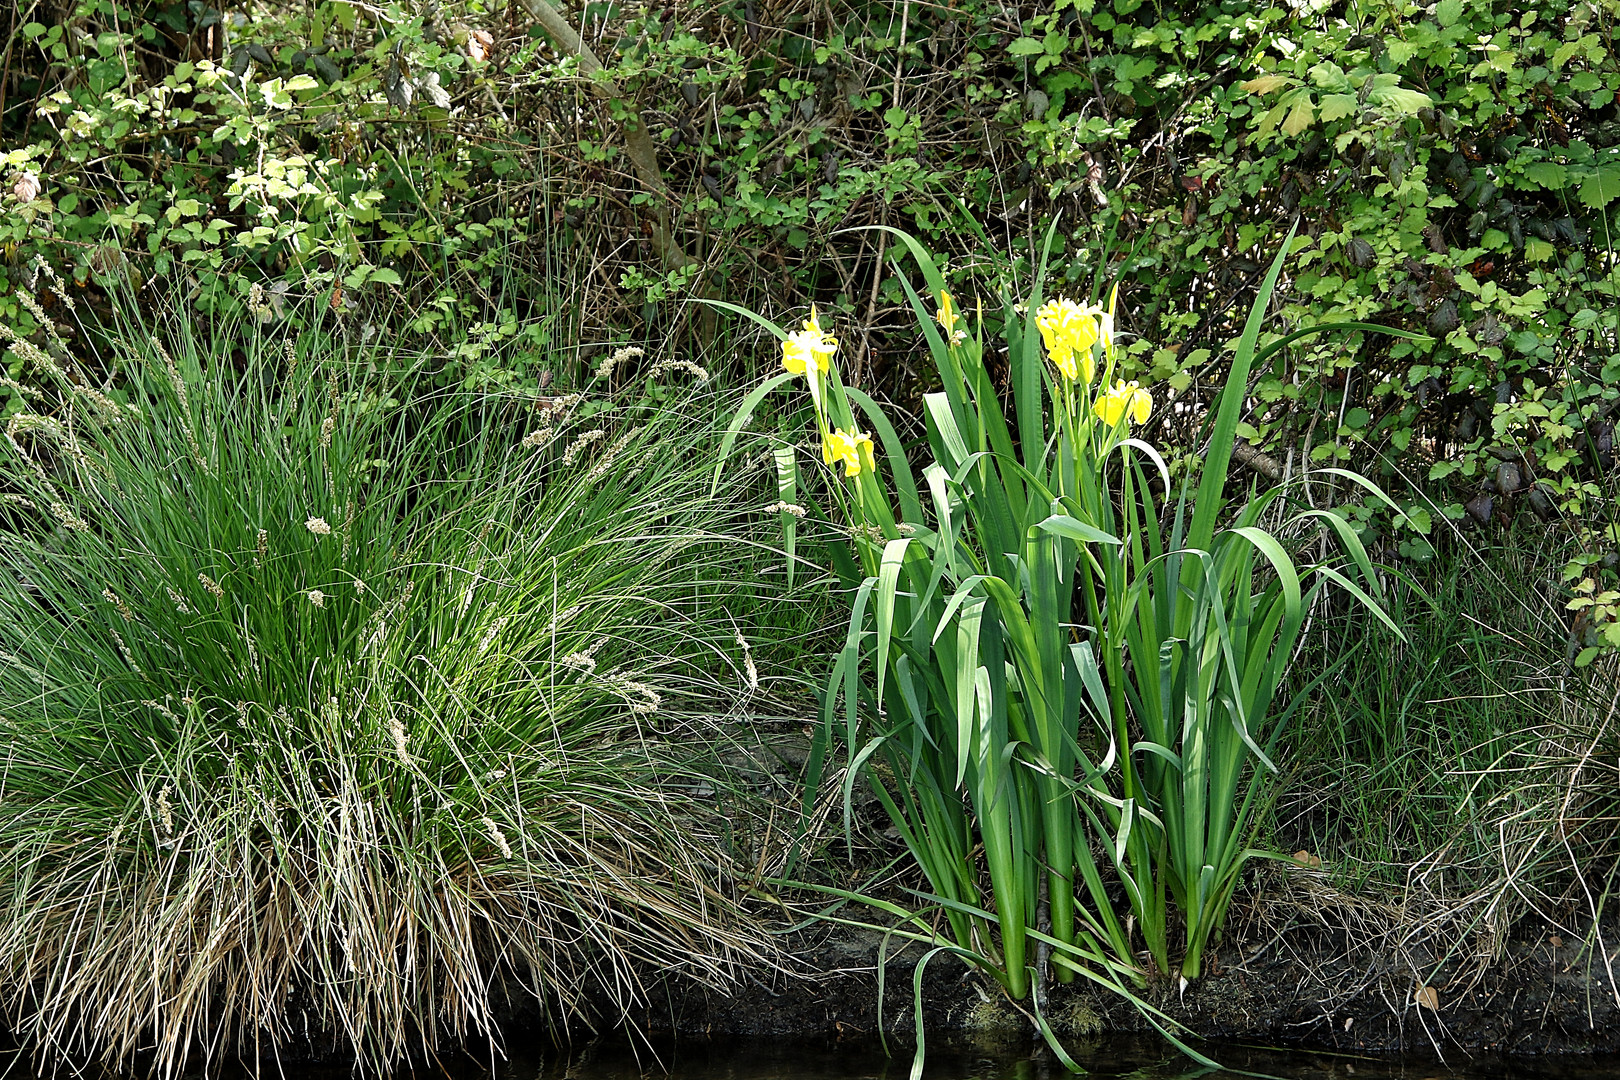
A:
[{"left": 0, "top": 301, "right": 777, "bottom": 1073}]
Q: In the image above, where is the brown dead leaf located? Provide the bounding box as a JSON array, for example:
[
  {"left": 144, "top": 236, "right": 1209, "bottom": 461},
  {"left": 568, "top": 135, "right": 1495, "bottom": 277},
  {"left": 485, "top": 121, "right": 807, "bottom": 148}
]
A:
[
  {"left": 1240, "top": 74, "right": 1294, "bottom": 95},
  {"left": 1291, "top": 850, "right": 1322, "bottom": 868},
  {"left": 1550, "top": 935, "right": 1564, "bottom": 949},
  {"left": 13, "top": 172, "right": 41, "bottom": 203},
  {"left": 1415, "top": 985, "right": 1440, "bottom": 1011}
]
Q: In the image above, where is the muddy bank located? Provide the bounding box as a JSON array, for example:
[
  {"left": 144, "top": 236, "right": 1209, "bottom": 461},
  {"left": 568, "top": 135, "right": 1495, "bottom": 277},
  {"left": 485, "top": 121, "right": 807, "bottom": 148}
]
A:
[
  {"left": 633, "top": 888, "right": 1620, "bottom": 1057},
  {"left": 610, "top": 734, "right": 1620, "bottom": 1057}
]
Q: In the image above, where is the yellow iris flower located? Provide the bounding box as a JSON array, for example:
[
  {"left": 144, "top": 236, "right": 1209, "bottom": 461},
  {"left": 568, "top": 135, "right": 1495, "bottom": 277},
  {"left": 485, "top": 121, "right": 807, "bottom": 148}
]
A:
[
  {"left": 782, "top": 306, "right": 838, "bottom": 377},
  {"left": 822, "top": 427, "right": 876, "bottom": 477},
  {"left": 939, "top": 291, "right": 959, "bottom": 338},
  {"left": 1093, "top": 380, "right": 1152, "bottom": 426},
  {"left": 1035, "top": 297, "right": 1103, "bottom": 384}
]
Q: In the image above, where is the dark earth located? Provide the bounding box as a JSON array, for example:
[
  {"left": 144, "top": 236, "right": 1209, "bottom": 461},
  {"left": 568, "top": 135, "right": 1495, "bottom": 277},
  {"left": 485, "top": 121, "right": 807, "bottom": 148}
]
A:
[{"left": 631, "top": 900, "right": 1620, "bottom": 1058}]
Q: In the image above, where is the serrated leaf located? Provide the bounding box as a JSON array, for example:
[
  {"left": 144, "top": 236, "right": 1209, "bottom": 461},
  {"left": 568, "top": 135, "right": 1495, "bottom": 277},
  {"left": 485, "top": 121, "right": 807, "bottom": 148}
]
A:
[
  {"left": 1370, "top": 85, "right": 1433, "bottom": 114},
  {"left": 416, "top": 72, "right": 451, "bottom": 110},
  {"left": 1579, "top": 166, "right": 1620, "bottom": 210},
  {"left": 1257, "top": 101, "right": 1287, "bottom": 138},
  {"left": 1318, "top": 94, "right": 1358, "bottom": 122},
  {"left": 1308, "top": 61, "right": 1352, "bottom": 92},
  {"left": 1007, "top": 37, "right": 1046, "bottom": 56},
  {"left": 1281, "top": 95, "right": 1315, "bottom": 136},
  {"left": 1524, "top": 237, "right": 1556, "bottom": 262},
  {"left": 312, "top": 55, "right": 343, "bottom": 83},
  {"left": 1521, "top": 161, "right": 1568, "bottom": 189}
]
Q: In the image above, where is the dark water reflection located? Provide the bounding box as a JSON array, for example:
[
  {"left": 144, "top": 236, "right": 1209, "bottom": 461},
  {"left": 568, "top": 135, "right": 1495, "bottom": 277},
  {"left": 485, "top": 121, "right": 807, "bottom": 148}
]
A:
[{"left": 493, "top": 1036, "right": 1617, "bottom": 1080}]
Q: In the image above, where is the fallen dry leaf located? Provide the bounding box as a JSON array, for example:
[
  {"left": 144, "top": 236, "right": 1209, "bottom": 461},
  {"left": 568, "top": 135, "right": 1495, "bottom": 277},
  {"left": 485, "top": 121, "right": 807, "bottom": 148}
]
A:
[
  {"left": 1291, "top": 849, "right": 1322, "bottom": 868},
  {"left": 13, "top": 172, "right": 41, "bottom": 203},
  {"left": 1550, "top": 935, "right": 1564, "bottom": 949},
  {"left": 1415, "top": 985, "right": 1440, "bottom": 1011}
]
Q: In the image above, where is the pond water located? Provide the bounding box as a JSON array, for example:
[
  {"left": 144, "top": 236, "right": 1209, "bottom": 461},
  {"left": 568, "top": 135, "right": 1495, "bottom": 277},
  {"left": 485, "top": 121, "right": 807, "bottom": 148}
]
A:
[{"left": 487, "top": 1036, "right": 1618, "bottom": 1080}]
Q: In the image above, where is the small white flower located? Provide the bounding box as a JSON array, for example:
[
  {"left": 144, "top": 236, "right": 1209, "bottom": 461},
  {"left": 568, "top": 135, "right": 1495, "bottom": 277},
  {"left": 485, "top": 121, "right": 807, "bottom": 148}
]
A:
[
  {"left": 308, "top": 589, "right": 326, "bottom": 608},
  {"left": 305, "top": 516, "right": 331, "bottom": 535}
]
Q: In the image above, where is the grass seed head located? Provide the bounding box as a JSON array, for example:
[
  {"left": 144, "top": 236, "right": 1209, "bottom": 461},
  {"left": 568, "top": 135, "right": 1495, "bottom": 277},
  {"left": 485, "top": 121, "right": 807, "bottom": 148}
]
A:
[
  {"left": 51, "top": 501, "right": 88, "bottom": 532},
  {"left": 649, "top": 357, "right": 711, "bottom": 383},
  {"left": 585, "top": 428, "right": 639, "bottom": 483},
  {"left": 610, "top": 675, "right": 662, "bottom": 715},
  {"left": 562, "top": 428, "right": 607, "bottom": 467},
  {"left": 387, "top": 712, "right": 412, "bottom": 767},
  {"left": 155, "top": 783, "right": 175, "bottom": 836},
  {"left": 482, "top": 816, "right": 514, "bottom": 859},
  {"left": 476, "top": 615, "right": 510, "bottom": 657},
  {"left": 595, "top": 345, "right": 643, "bottom": 381},
  {"left": 102, "top": 587, "right": 133, "bottom": 621}
]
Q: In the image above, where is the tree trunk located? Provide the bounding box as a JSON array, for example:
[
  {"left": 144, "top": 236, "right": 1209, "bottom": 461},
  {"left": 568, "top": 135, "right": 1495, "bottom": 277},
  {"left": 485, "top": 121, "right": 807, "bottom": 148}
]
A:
[{"left": 517, "top": 0, "right": 691, "bottom": 270}]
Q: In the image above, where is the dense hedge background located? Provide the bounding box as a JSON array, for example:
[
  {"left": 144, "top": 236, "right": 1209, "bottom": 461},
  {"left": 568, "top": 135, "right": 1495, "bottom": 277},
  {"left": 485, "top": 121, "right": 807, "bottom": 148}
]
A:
[{"left": 3, "top": 0, "right": 1618, "bottom": 653}]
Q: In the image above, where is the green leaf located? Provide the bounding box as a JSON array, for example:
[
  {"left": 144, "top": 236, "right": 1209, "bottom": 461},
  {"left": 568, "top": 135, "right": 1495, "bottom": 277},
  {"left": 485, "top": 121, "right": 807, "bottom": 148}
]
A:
[
  {"left": 1033, "top": 513, "right": 1121, "bottom": 547},
  {"left": 873, "top": 538, "right": 912, "bottom": 707},
  {"left": 773, "top": 446, "right": 799, "bottom": 588},
  {"left": 1521, "top": 161, "right": 1568, "bottom": 189},
  {"left": 1318, "top": 94, "right": 1358, "bottom": 122},
  {"left": 1369, "top": 84, "right": 1433, "bottom": 114},
  {"left": 1007, "top": 37, "right": 1046, "bottom": 56},
  {"left": 1189, "top": 223, "right": 1298, "bottom": 552},
  {"left": 711, "top": 370, "right": 798, "bottom": 495},
  {"left": 1579, "top": 166, "right": 1620, "bottom": 210},
  {"left": 1308, "top": 62, "right": 1352, "bottom": 93}
]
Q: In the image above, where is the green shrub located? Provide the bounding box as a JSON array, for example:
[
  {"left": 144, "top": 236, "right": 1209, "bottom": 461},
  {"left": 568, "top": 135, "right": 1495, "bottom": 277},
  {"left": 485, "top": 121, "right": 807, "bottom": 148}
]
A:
[
  {"left": 0, "top": 298, "right": 771, "bottom": 1072},
  {"left": 9, "top": 0, "right": 1618, "bottom": 660}
]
